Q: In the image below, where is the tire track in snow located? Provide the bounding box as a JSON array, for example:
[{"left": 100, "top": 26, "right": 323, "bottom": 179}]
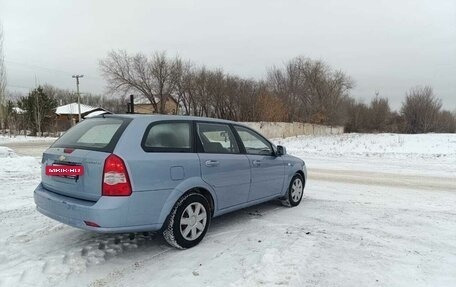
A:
[
  {"left": 310, "top": 168, "right": 456, "bottom": 191},
  {"left": 2, "top": 232, "right": 168, "bottom": 286}
]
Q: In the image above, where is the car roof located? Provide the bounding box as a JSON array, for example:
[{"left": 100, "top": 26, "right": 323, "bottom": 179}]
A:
[{"left": 100, "top": 114, "right": 237, "bottom": 124}]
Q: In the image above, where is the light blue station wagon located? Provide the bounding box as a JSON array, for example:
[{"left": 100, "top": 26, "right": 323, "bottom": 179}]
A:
[{"left": 34, "top": 115, "right": 307, "bottom": 249}]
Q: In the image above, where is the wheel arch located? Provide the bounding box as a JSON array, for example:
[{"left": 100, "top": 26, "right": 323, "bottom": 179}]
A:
[
  {"left": 187, "top": 187, "right": 215, "bottom": 216},
  {"left": 157, "top": 177, "right": 217, "bottom": 229},
  {"left": 295, "top": 170, "right": 305, "bottom": 186},
  {"left": 281, "top": 168, "right": 306, "bottom": 197}
]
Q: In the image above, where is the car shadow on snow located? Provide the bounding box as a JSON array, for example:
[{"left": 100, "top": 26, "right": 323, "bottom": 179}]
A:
[
  {"left": 57, "top": 199, "right": 293, "bottom": 268},
  {"left": 13, "top": 199, "right": 312, "bottom": 286}
]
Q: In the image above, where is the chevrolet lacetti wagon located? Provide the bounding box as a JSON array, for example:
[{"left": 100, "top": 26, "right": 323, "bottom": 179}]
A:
[{"left": 34, "top": 115, "right": 307, "bottom": 249}]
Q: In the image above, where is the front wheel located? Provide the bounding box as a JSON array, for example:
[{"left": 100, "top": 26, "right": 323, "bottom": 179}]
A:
[
  {"left": 282, "top": 174, "right": 304, "bottom": 207},
  {"left": 163, "top": 193, "right": 211, "bottom": 249}
]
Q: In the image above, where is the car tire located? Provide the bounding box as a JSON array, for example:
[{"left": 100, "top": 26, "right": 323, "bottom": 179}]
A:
[
  {"left": 281, "top": 173, "right": 304, "bottom": 207},
  {"left": 163, "top": 193, "right": 211, "bottom": 249}
]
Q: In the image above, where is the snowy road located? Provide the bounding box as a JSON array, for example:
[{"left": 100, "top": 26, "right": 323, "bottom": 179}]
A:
[
  {"left": 1, "top": 141, "right": 53, "bottom": 157},
  {"left": 311, "top": 168, "right": 456, "bottom": 191},
  {"left": 1, "top": 134, "right": 455, "bottom": 286}
]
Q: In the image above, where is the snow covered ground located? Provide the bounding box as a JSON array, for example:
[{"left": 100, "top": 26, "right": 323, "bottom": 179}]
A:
[
  {"left": 0, "top": 136, "right": 57, "bottom": 157},
  {"left": 274, "top": 133, "right": 456, "bottom": 178},
  {"left": 0, "top": 135, "right": 57, "bottom": 144},
  {"left": 0, "top": 133, "right": 455, "bottom": 287}
]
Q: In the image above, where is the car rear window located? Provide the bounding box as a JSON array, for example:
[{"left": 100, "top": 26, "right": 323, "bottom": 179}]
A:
[{"left": 52, "top": 117, "right": 131, "bottom": 152}]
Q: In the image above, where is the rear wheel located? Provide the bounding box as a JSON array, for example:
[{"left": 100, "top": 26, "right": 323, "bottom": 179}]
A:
[
  {"left": 163, "top": 193, "right": 211, "bottom": 249},
  {"left": 282, "top": 174, "right": 304, "bottom": 207}
]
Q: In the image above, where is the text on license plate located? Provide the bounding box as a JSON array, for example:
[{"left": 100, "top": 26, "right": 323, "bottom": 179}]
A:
[{"left": 46, "top": 165, "right": 84, "bottom": 176}]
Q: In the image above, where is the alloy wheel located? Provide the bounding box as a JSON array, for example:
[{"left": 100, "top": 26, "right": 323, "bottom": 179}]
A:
[{"left": 179, "top": 202, "right": 207, "bottom": 241}]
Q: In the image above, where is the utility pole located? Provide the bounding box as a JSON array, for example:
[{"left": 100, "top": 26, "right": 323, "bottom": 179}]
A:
[{"left": 72, "top": 74, "right": 84, "bottom": 122}]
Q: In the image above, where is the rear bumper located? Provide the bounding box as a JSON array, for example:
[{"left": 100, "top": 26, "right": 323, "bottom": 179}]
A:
[{"left": 34, "top": 183, "right": 163, "bottom": 233}]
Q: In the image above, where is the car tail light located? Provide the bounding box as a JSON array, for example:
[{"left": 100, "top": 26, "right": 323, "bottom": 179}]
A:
[
  {"left": 84, "top": 220, "right": 100, "bottom": 227},
  {"left": 102, "top": 154, "right": 132, "bottom": 196}
]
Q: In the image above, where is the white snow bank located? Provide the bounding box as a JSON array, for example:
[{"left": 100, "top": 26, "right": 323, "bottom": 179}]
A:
[
  {"left": 0, "top": 135, "right": 57, "bottom": 144},
  {"left": 275, "top": 133, "right": 456, "bottom": 159},
  {"left": 0, "top": 146, "right": 17, "bottom": 158},
  {"left": 273, "top": 133, "right": 456, "bottom": 178},
  {"left": 0, "top": 147, "right": 41, "bottom": 211}
]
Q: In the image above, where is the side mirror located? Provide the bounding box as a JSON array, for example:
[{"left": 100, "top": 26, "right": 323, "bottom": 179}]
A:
[{"left": 276, "top": 145, "right": 287, "bottom": 156}]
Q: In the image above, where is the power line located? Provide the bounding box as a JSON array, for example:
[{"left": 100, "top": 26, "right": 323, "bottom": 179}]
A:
[
  {"left": 6, "top": 84, "right": 33, "bottom": 90},
  {"left": 6, "top": 60, "right": 73, "bottom": 76},
  {"left": 5, "top": 60, "right": 102, "bottom": 80},
  {"left": 7, "top": 83, "right": 99, "bottom": 94}
]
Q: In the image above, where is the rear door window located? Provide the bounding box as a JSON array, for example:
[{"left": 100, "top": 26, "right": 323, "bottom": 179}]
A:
[
  {"left": 52, "top": 117, "right": 131, "bottom": 152},
  {"left": 197, "top": 122, "right": 240, "bottom": 154},
  {"left": 142, "top": 122, "right": 192, "bottom": 152}
]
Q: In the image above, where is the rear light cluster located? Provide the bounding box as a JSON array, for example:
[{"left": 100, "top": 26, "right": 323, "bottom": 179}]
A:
[
  {"left": 102, "top": 154, "right": 132, "bottom": 196},
  {"left": 84, "top": 220, "right": 100, "bottom": 227}
]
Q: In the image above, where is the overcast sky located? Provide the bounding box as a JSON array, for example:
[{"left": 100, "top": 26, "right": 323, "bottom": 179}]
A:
[{"left": 1, "top": 0, "right": 455, "bottom": 110}]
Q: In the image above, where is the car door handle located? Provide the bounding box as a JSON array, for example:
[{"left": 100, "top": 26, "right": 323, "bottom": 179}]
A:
[
  {"left": 252, "top": 160, "right": 261, "bottom": 167},
  {"left": 205, "top": 160, "right": 220, "bottom": 167}
]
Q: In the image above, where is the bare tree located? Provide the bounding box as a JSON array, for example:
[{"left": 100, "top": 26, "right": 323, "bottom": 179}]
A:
[
  {"left": 254, "top": 88, "right": 287, "bottom": 122},
  {"left": 368, "top": 95, "right": 391, "bottom": 132},
  {"left": 206, "top": 69, "right": 228, "bottom": 119},
  {"left": 401, "top": 86, "right": 442, "bottom": 133},
  {"left": 191, "top": 67, "right": 212, "bottom": 117},
  {"left": 435, "top": 110, "right": 456, "bottom": 133},
  {"left": 42, "top": 84, "right": 76, "bottom": 105},
  {"left": 267, "top": 60, "right": 306, "bottom": 122},
  {"left": 344, "top": 99, "right": 370, "bottom": 132},
  {"left": 151, "top": 52, "right": 180, "bottom": 113},
  {"left": 0, "top": 22, "right": 6, "bottom": 132},
  {"left": 177, "top": 67, "right": 262, "bottom": 121},
  {"left": 267, "top": 57, "right": 353, "bottom": 125},
  {"left": 233, "top": 78, "right": 261, "bottom": 122},
  {"left": 174, "top": 59, "right": 194, "bottom": 115},
  {"left": 99, "top": 50, "right": 180, "bottom": 114}
]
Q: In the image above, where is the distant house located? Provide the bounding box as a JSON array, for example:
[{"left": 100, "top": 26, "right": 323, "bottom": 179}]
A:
[
  {"left": 55, "top": 103, "right": 110, "bottom": 131},
  {"left": 12, "top": 107, "right": 25, "bottom": 114},
  {"left": 134, "top": 96, "right": 179, "bottom": 115}
]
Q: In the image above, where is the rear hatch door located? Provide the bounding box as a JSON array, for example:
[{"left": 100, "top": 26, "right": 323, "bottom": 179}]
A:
[{"left": 41, "top": 116, "right": 131, "bottom": 201}]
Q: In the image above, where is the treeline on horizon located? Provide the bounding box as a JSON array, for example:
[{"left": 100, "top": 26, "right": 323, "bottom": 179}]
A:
[
  {"left": 3, "top": 51, "right": 456, "bottom": 134},
  {"left": 99, "top": 50, "right": 456, "bottom": 133}
]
